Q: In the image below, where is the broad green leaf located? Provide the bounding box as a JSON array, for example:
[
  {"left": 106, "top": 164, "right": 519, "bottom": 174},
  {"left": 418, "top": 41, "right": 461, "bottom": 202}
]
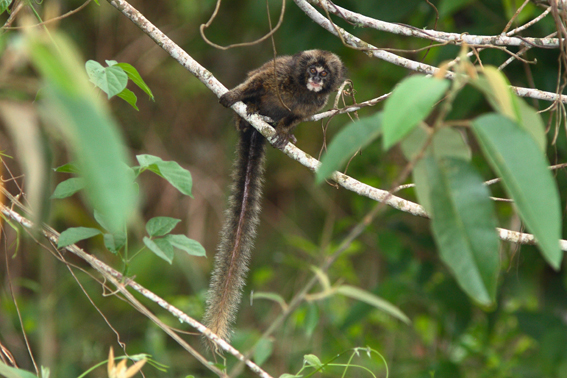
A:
[
  {"left": 470, "top": 76, "right": 501, "bottom": 114},
  {"left": 104, "top": 233, "right": 126, "bottom": 253},
  {"left": 93, "top": 209, "right": 112, "bottom": 231},
  {"left": 303, "top": 355, "right": 323, "bottom": 369},
  {"left": 29, "top": 34, "right": 136, "bottom": 233},
  {"left": 164, "top": 234, "right": 206, "bottom": 257},
  {"left": 155, "top": 160, "right": 193, "bottom": 196},
  {"left": 146, "top": 216, "right": 181, "bottom": 237},
  {"left": 472, "top": 114, "right": 562, "bottom": 269},
  {"left": 482, "top": 66, "right": 515, "bottom": 119},
  {"left": 412, "top": 160, "right": 432, "bottom": 215},
  {"left": 337, "top": 285, "right": 411, "bottom": 324},
  {"left": 316, "top": 112, "right": 382, "bottom": 183},
  {"left": 116, "top": 62, "right": 155, "bottom": 100},
  {"left": 95, "top": 210, "right": 126, "bottom": 253},
  {"left": 51, "top": 178, "right": 86, "bottom": 199},
  {"left": 143, "top": 236, "right": 174, "bottom": 264},
  {"left": 117, "top": 88, "right": 139, "bottom": 111},
  {"left": 58, "top": 227, "right": 102, "bottom": 248},
  {"left": 253, "top": 337, "right": 273, "bottom": 366},
  {"left": 136, "top": 154, "right": 193, "bottom": 197},
  {"left": 516, "top": 98, "right": 546, "bottom": 151},
  {"left": 85, "top": 60, "right": 128, "bottom": 99},
  {"left": 0, "top": 361, "right": 38, "bottom": 378},
  {"left": 472, "top": 68, "right": 546, "bottom": 151},
  {"left": 383, "top": 75, "right": 450, "bottom": 150},
  {"left": 0, "top": 0, "right": 13, "bottom": 15},
  {"left": 424, "top": 157, "right": 500, "bottom": 305},
  {"left": 93, "top": 210, "right": 127, "bottom": 252},
  {"left": 403, "top": 127, "right": 471, "bottom": 215},
  {"left": 401, "top": 126, "right": 471, "bottom": 162},
  {"left": 136, "top": 154, "right": 162, "bottom": 167}
]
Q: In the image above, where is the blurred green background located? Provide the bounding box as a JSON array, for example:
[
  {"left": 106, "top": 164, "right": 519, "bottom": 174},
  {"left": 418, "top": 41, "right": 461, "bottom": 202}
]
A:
[{"left": 1, "top": 0, "right": 567, "bottom": 377}]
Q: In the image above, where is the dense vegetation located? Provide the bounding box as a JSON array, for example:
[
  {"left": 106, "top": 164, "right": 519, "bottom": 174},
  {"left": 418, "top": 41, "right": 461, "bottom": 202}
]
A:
[{"left": 1, "top": 0, "right": 566, "bottom": 377}]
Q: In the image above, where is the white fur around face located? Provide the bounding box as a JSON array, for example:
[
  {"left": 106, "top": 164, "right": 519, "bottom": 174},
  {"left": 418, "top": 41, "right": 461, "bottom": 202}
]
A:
[
  {"left": 307, "top": 66, "right": 325, "bottom": 92},
  {"left": 307, "top": 80, "right": 323, "bottom": 92}
]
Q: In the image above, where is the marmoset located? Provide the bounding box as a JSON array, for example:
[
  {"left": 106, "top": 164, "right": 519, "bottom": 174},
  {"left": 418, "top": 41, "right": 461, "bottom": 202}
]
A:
[{"left": 203, "top": 49, "right": 346, "bottom": 345}]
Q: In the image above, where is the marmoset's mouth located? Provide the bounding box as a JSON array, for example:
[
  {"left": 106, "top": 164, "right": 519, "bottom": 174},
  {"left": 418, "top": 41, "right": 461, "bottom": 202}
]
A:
[{"left": 307, "top": 81, "right": 323, "bottom": 92}]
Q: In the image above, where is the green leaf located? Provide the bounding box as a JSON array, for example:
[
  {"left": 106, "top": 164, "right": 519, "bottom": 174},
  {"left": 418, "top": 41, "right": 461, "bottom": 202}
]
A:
[
  {"left": 383, "top": 75, "right": 450, "bottom": 150},
  {"left": 424, "top": 157, "right": 500, "bottom": 305},
  {"left": 472, "top": 68, "right": 546, "bottom": 151},
  {"left": 94, "top": 211, "right": 126, "bottom": 253},
  {"left": 251, "top": 292, "right": 287, "bottom": 309},
  {"left": 472, "top": 113, "right": 562, "bottom": 269},
  {"left": 403, "top": 127, "right": 472, "bottom": 215},
  {"left": 0, "top": 0, "right": 13, "bottom": 15},
  {"left": 316, "top": 112, "right": 382, "bottom": 183},
  {"left": 143, "top": 236, "right": 174, "bottom": 264},
  {"left": 51, "top": 177, "right": 86, "bottom": 199},
  {"left": 116, "top": 62, "right": 155, "bottom": 101},
  {"left": 103, "top": 233, "right": 126, "bottom": 253},
  {"left": 146, "top": 216, "right": 181, "bottom": 237},
  {"left": 53, "top": 162, "right": 80, "bottom": 173},
  {"left": 29, "top": 34, "right": 137, "bottom": 233},
  {"left": 516, "top": 98, "right": 546, "bottom": 151},
  {"left": 136, "top": 154, "right": 163, "bottom": 171},
  {"left": 402, "top": 126, "right": 471, "bottom": 162},
  {"left": 481, "top": 66, "right": 515, "bottom": 119},
  {"left": 0, "top": 360, "right": 38, "bottom": 378},
  {"left": 117, "top": 88, "right": 139, "bottom": 111},
  {"left": 153, "top": 161, "right": 192, "bottom": 196},
  {"left": 58, "top": 227, "right": 102, "bottom": 248},
  {"left": 303, "top": 354, "right": 323, "bottom": 369},
  {"left": 164, "top": 234, "right": 206, "bottom": 257},
  {"left": 412, "top": 160, "right": 433, "bottom": 215},
  {"left": 337, "top": 285, "right": 411, "bottom": 324},
  {"left": 40, "top": 366, "right": 50, "bottom": 378},
  {"left": 253, "top": 337, "right": 273, "bottom": 366},
  {"left": 85, "top": 60, "right": 128, "bottom": 99},
  {"left": 136, "top": 154, "right": 193, "bottom": 197},
  {"left": 304, "top": 303, "right": 319, "bottom": 337}
]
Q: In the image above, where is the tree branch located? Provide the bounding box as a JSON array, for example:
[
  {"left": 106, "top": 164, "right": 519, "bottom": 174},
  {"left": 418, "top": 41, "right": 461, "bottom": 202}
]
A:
[
  {"left": 0, "top": 189, "right": 273, "bottom": 378},
  {"left": 105, "top": 0, "right": 567, "bottom": 252},
  {"left": 311, "top": 0, "right": 559, "bottom": 47},
  {"left": 293, "top": 0, "right": 567, "bottom": 104}
]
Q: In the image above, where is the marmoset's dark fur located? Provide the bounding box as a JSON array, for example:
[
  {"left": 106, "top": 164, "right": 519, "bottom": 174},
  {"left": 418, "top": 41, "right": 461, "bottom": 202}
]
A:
[{"left": 203, "top": 50, "right": 346, "bottom": 345}]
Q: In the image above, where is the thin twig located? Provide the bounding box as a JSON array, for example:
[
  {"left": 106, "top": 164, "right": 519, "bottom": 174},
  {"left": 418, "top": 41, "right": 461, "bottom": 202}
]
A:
[
  {"left": 0, "top": 188, "right": 273, "bottom": 378},
  {"left": 199, "top": 0, "right": 285, "bottom": 50},
  {"left": 310, "top": 0, "right": 560, "bottom": 47},
  {"left": 293, "top": 0, "right": 567, "bottom": 104},
  {"left": 3, "top": 0, "right": 93, "bottom": 29}
]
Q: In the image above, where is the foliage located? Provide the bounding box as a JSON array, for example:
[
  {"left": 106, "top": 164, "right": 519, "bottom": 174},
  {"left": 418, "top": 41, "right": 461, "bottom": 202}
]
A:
[{"left": 0, "top": 0, "right": 566, "bottom": 378}]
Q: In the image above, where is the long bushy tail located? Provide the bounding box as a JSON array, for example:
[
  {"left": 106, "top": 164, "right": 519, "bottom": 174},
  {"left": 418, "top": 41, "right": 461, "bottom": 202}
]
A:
[{"left": 203, "top": 126, "right": 266, "bottom": 344}]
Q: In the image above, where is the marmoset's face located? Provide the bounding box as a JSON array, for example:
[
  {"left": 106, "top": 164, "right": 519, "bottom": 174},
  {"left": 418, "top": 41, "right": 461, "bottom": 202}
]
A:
[{"left": 306, "top": 64, "right": 329, "bottom": 92}]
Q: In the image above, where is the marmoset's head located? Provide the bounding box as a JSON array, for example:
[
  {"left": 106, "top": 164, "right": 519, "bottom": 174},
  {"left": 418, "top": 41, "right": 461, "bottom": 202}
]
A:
[{"left": 293, "top": 50, "right": 346, "bottom": 94}]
